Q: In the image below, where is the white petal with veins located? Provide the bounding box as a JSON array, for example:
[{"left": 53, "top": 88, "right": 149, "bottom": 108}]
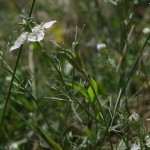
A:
[
  {"left": 28, "top": 25, "right": 45, "bottom": 42},
  {"left": 28, "top": 30, "right": 45, "bottom": 42},
  {"left": 10, "top": 20, "right": 57, "bottom": 51},
  {"left": 10, "top": 32, "right": 28, "bottom": 51},
  {"left": 43, "top": 20, "right": 57, "bottom": 29}
]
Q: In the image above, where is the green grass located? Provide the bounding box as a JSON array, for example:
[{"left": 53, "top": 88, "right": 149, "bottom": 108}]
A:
[{"left": 0, "top": 0, "right": 150, "bottom": 149}]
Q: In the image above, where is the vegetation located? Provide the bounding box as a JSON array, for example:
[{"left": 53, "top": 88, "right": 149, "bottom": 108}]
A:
[{"left": 0, "top": 0, "right": 150, "bottom": 149}]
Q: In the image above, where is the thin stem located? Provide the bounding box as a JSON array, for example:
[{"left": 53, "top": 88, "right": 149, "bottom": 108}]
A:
[
  {"left": 2, "top": 64, "right": 51, "bottom": 129},
  {"left": 116, "top": 32, "right": 150, "bottom": 112},
  {"left": 40, "top": 51, "right": 104, "bottom": 124},
  {"left": 1, "top": 45, "right": 23, "bottom": 126},
  {"left": 29, "top": 47, "right": 36, "bottom": 98},
  {"left": 29, "top": 0, "right": 36, "bottom": 18},
  {"left": 51, "top": 58, "right": 72, "bottom": 131},
  {"left": 0, "top": 0, "right": 36, "bottom": 126},
  {"left": 83, "top": 72, "right": 114, "bottom": 150}
]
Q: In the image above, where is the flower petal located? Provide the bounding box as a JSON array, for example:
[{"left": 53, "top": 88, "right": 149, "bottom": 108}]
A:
[
  {"left": 28, "top": 30, "right": 45, "bottom": 42},
  {"left": 143, "top": 27, "right": 150, "bottom": 34},
  {"left": 10, "top": 44, "right": 21, "bottom": 51},
  {"left": 10, "top": 20, "right": 57, "bottom": 51},
  {"left": 97, "top": 43, "right": 106, "bottom": 51},
  {"left": 10, "top": 32, "right": 28, "bottom": 51},
  {"left": 43, "top": 20, "right": 57, "bottom": 29}
]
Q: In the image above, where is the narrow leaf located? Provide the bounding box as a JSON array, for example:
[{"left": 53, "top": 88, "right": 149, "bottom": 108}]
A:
[
  {"left": 38, "top": 126, "right": 63, "bottom": 150},
  {"left": 85, "top": 126, "right": 92, "bottom": 141},
  {"left": 67, "top": 82, "right": 88, "bottom": 99},
  {"left": 90, "top": 77, "right": 97, "bottom": 93},
  {"left": 88, "top": 77, "right": 97, "bottom": 103}
]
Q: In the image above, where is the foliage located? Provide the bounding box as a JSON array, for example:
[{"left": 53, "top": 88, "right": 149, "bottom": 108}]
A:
[{"left": 0, "top": 0, "right": 150, "bottom": 149}]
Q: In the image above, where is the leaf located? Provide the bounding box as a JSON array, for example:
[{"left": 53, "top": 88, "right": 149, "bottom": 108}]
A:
[
  {"left": 88, "top": 86, "right": 95, "bottom": 103},
  {"left": 19, "top": 97, "right": 34, "bottom": 111},
  {"left": 97, "top": 81, "right": 107, "bottom": 96},
  {"left": 67, "top": 82, "right": 88, "bottom": 99},
  {"left": 87, "top": 77, "right": 97, "bottom": 103},
  {"left": 90, "top": 77, "right": 97, "bottom": 93},
  {"left": 85, "top": 126, "right": 92, "bottom": 142},
  {"left": 62, "top": 53, "right": 84, "bottom": 73},
  {"left": 38, "top": 126, "right": 63, "bottom": 150},
  {"left": 74, "top": 57, "right": 84, "bottom": 73}
]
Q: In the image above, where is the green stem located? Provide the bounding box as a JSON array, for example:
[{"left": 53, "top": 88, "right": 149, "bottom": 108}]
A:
[
  {"left": 2, "top": 64, "right": 51, "bottom": 129},
  {"left": 0, "top": 0, "right": 36, "bottom": 126},
  {"left": 51, "top": 58, "right": 72, "bottom": 131},
  {"left": 1, "top": 46, "right": 23, "bottom": 126},
  {"left": 83, "top": 71, "right": 114, "bottom": 150},
  {"left": 116, "top": 32, "right": 150, "bottom": 114},
  {"left": 41, "top": 51, "right": 105, "bottom": 124},
  {"left": 29, "top": 0, "right": 36, "bottom": 17}
]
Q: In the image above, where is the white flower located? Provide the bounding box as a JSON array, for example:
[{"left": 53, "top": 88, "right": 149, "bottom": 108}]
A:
[
  {"left": 97, "top": 43, "right": 106, "bottom": 51},
  {"left": 129, "top": 112, "right": 141, "bottom": 128},
  {"left": 143, "top": 27, "right": 150, "bottom": 34},
  {"left": 129, "top": 112, "right": 140, "bottom": 122},
  {"left": 131, "top": 143, "right": 140, "bottom": 150},
  {"left": 28, "top": 20, "right": 56, "bottom": 42},
  {"left": 28, "top": 25, "right": 45, "bottom": 42},
  {"left": 10, "top": 20, "right": 57, "bottom": 51}
]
